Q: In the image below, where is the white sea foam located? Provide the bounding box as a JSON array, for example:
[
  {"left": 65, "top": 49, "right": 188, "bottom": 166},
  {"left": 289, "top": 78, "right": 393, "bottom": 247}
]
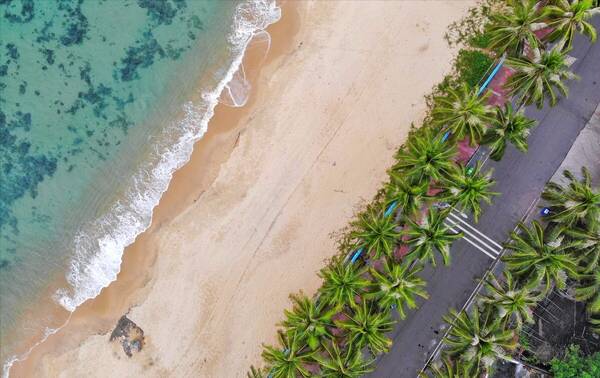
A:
[
  {"left": 2, "top": 0, "right": 280, "bottom": 376},
  {"left": 56, "top": 0, "right": 280, "bottom": 312}
]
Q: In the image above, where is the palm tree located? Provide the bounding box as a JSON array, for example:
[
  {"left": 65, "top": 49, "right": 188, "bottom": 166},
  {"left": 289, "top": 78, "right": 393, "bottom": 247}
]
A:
[
  {"left": 442, "top": 306, "right": 517, "bottom": 372},
  {"left": 544, "top": 0, "right": 600, "bottom": 51},
  {"left": 590, "top": 313, "right": 600, "bottom": 334},
  {"left": 486, "top": 0, "right": 547, "bottom": 56},
  {"left": 431, "top": 83, "right": 496, "bottom": 146},
  {"left": 481, "top": 103, "right": 537, "bottom": 161},
  {"left": 314, "top": 342, "right": 375, "bottom": 377},
  {"left": 261, "top": 331, "right": 314, "bottom": 378},
  {"left": 421, "top": 356, "right": 479, "bottom": 378},
  {"left": 386, "top": 173, "right": 433, "bottom": 218},
  {"left": 393, "top": 128, "right": 457, "bottom": 183},
  {"left": 563, "top": 226, "right": 600, "bottom": 273},
  {"left": 542, "top": 167, "right": 600, "bottom": 227},
  {"left": 281, "top": 293, "right": 337, "bottom": 350},
  {"left": 502, "top": 221, "right": 580, "bottom": 294},
  {"left": 480, "top": 271, "right": 541, "bottom": 327},
  {"left": 318, "top": 259, "right": 370, "bottom": 308},
  {"left": 444, "top": 163, "right": 499, "bottom": 222},
  {"left": 247, "top": 366, "right": 266, "bottom": 378},
  {"left": 505, "top": 45, "right": 578, "bottom": 108},
  {"left": 575, "top": 270, "right": 600, "bottom": 315},
  {"left": 336, "top": 301, "right": 395, "bottom": 356},
  {"left": 350, "top": 208, "right": 401, "bottom": 260},
  {"left": 367, "top": 259, "right": 429, "bottom": 319},
  {"left": 404, "top": 208, "right": 463, "bottom": 267}
]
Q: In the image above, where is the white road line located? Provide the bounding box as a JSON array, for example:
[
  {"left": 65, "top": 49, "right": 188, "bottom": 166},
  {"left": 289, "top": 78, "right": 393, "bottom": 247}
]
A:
[
  {"left": 446, "top": 221, "right": 500, "bottom": 259},
  {"left": 446, "top": 218, "right": 502, "bottom": 256},
  {"left": 448, "top": 211, "right": 503, "bottom": 250},
  {"left": 445, "top": 224, "right": 498, "bottom": 259}
]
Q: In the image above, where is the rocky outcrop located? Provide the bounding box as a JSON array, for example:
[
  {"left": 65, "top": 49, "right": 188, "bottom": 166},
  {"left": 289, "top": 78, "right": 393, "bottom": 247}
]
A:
[{"left": 109, "top": 315, "right": 145, "bottom": 357}]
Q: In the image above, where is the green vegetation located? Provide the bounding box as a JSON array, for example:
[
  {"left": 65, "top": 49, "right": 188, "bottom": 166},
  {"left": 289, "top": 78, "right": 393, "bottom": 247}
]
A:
[
  {"left": 349, "top": 209, "right": 401, "bottom": 260},
  {"left": 455, "top": 49, "right": 495, "bottom": 88},
  {"left": 432, "top": 83, "right": 495, "bottom": 145},
  {"left": 544, "top": 0, "right": 600, "bottom": 51},
  {"left": 261, "top": 331, "right": 314, "bottom": 378},
  {"left": 404, "top": 208, "right": 462, "bottom": 267},
  {"left": 542, "top": 167, "right": 600, "bottom": 227},
  {"left": 506, "top": 45, "right": 578, "bottom": 108},
  {"left": 564, "top": 225, "right": 600, "bottom": 272},
  {"left": 481, "top": 103, "right": 537, "bottom": 161},
  {"left": 250, "top": 1, "right": 600, "bottom": 376},
  {"left": 550, "top": 344, "right": 600, "bottom": 378},
  {"left": 442, "top": 306, "right": 517, "bottom": 372},
  {"left": 317, "top": 259, "right": 369, "bottom": 308},
  {"left": 281, "top": 293, "right": 336, "bottom": 351},
  {"left": 419, "top": 356, "right": 476, "bottom": 378},
  {"left": 444, "top": 162, "right": 498, "bottom": 222},
  {"left": 393, "top": 128, "right": 457, "bottom": 182},
  {"left": 336, "top": 301, "right": 395, "bottom": 356},
  {"left": 314, "top": 342, "right": 374, "bottom": 377},
  {"left": 503, "top": 221, "right": 580, "bottom": 294},
  {"left": 480, "top": 271, "right": 540, "bottom": 327},
  {"left": 576, "top": 270, "right": 600, "bottom": 315},
  {"left": 486, "top": 0, "right": 545, "bottom": 56},
  {"left": 385, "top": 174, "right": 431, "bottom": 218},
  {"left": 367, "top": 260, "right": 428, "bottom": 318}
]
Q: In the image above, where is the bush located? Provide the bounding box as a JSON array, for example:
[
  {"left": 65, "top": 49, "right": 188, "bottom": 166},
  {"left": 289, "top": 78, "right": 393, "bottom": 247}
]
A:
[
  {"left": 550, "top": 345, "right": 600, "bottom": 378},
  {"left": 469, "top": 31, "right": 492, "bottom": 49},
  {"left": 455, "top": 49, "right": 494, "bottom": 89}
]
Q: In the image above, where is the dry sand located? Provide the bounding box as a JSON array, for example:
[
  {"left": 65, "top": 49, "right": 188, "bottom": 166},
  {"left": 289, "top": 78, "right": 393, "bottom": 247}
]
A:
[{"left": 11, "top": 1, "right": 476, "bottom": 376}]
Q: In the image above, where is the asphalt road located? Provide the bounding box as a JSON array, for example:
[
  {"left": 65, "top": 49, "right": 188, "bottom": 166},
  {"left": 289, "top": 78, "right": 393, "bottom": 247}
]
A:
[{"left": 367, "top": 17, "right": 600, "bottom": 378}]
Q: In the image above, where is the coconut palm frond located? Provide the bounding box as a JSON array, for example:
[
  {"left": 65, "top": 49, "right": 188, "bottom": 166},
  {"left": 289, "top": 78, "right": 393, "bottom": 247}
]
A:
[
  {"left": 367, "top": 259, "right": 429, "bottom": 319},
  {"left": 350, "top": 208, "right": 401, "bottom": 260},
  {"left": 431, "top": 83, "right": 495, "bottom": 146},
  {"left": 394, "top": 128, "right": 457, "bottom": 183},
  {"left": 486, "top": 0, "right": 546, "bottom": 56},
  {"left": 443, "top": 162, "right": 499, "bottom": 222},
  {"left": 480, "top": 271, "right": 541, "bottom": 327},
  {"left": 404, "top": 208, "right": 463, "bottom": 267},
  {"left": 575, "top": 270, "right": 600, "bottom": 315},
  {"left": 505, "top": 45, "right": 578, "bottom": 108},
  {"left": 542, "top": 167, "right": 600, "bottom": 228},
  {"left": 481, "top": 103, "right": 537, "bottom": 161},
  {"left": 543, "top": 0, "right": 600, "bottom": 51},
  {"left": 387, "top": 173, "right": 436, "bottom": 218},
  {"left": 318, "top": 259, "right": 370, "bottom": 308},
  {"left": 261, "top": 331, "right": 314, "bottom": 378},
  {"left": 442, "top": 306, "right": 517, "bottom": 370},
  {"left": 314, "top": 341, "right": 375, "bottom": 377},
  {"left": 502, "top": 221, "right": 580, "bottom": 294},
  {"left": 281, "top": 292, "right": 336, "bottom": 350},
  {"left": 336, "top": 301, "right": 395, "bottom": 356}
]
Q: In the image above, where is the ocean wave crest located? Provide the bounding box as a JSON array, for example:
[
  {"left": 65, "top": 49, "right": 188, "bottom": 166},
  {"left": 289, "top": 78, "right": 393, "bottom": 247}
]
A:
[{"left": 54, "top": 0, "right": 281, "bottom": 312}]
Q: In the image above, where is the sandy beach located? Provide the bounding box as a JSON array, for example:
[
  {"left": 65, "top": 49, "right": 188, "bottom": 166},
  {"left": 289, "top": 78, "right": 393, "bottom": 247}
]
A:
[{"left": 11, "top": 1, "right": 476, "bottom": 376}]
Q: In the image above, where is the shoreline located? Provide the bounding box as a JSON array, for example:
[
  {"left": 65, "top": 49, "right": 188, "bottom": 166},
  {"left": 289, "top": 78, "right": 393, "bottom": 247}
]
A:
[
  {"left": 7, "top": 2, "right": 298, "bottom": 376},
  {"left": 11, "top": 1, "right": 477, "bottom": 376}
]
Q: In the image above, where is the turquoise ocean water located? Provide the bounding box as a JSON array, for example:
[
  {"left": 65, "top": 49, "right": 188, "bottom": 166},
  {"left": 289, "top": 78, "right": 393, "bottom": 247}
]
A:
[{"left": 0, "top": 0, "right": 280, "bottom": 372}]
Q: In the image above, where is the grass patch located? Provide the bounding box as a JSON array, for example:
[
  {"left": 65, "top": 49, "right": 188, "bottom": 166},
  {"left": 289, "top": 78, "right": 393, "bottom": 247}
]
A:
[
  {"left": 455, "top": 49, "right": 494, "bottom": 88},
  {"left": 469, "top": 31, "right": 492, "bottom": 49}
]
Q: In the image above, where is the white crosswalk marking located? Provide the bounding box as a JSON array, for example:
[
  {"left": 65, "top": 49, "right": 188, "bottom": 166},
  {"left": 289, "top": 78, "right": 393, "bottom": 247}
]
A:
[
  {"left": 447, "top": 211, "right": 503, "bottom": 250},
  {"left": 443, "top": 209, "right": 503, "bottom": 259}
]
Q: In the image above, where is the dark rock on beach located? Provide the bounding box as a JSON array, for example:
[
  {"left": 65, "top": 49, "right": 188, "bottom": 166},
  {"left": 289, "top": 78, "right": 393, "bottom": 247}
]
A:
[{"left": 110, "top": 315, "right": 145, "bottom": 357}]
